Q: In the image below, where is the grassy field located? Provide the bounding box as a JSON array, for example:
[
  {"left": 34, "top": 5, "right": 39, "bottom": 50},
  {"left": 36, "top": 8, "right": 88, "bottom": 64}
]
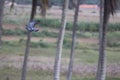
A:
[
  {"left": 1, "top": 67, "right": 120, "bottom": 80},
  {"left": 0, "top": 5, "right": 120, "bottom": 80},
  {"left": 1, "top": 39, "right": 120, "bottom": 80}
]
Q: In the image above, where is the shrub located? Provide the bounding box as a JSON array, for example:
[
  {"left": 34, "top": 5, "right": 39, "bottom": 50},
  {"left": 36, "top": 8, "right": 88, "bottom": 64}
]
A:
[
  {"left": 3, "top": 28, "right": 26, "bottom": 36},
  {"left": 3, "top": 29, "right": 15, "bottom": 35},
  {"left": 30, "top": 42, "right": 39, "bottom": 48},
  {"left": 3, "top": 19, "right": 19, "bottom": 25},
  {"left": 32, "top": 30, "right": 58, "bottom": 37},
  {"left": 19, "top": 38, "right": 26, "bottom": 44},
  {"left": 38, "top": 41, "right": 52, "bottom": 48},
  {"left": 32, "top": 32, "right": 46, "bottom": 37},
  {"left": 63, "top": 38, "right": 72, "bottom": 48},
  {"left": 37, "top": 18, "right": 61, "bottom": 28},
  {"left": 66, "top": 22, "right": 73, "bottom": 30},
  {"left": 108, "top": 23, "right": 120, "bottom": 31},
  {"left": 3, "top": 41, "right": 19, "bottom": 47},
  {"left": 3, "top": 29, "right": 58, "bottom": 37},
  {"left": 4, "top": 18, "right": 120, "bottom": 32},
  {"left": 14, "top": 28, "right": 26, "bottom": 36},
  {"left": 107, "top": 32, "right": 120, "bottom": 47},
  {"left": 78, "top": 22, "right": 99, "bottom": 32}
]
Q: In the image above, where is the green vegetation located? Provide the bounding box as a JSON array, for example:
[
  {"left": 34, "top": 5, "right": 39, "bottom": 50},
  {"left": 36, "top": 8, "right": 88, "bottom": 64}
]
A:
[
  {"left": 1, "top": 32, "right": 120, "bottom": 79},
  {"left": 2, "top": 17, "right": 120, "bottom": 80},
  {"left": 1, "top": 40, "right": 120, "bottom": 64},
  {"left": 3, "top": 28, "right": 26, "bottom": 36},
  {"left": 6, "top": 0, "right": 99, "bottom": 5},
  {"left": 38, "top": 18, "right": 120, "bottom": 32},
  {"left": 3, "top": 29, "right": 58, "bottom": 37},
  {"left": 3, "top": 18, "right": 120, "bottom": 32},
  {"left": 1, "top": 40, "right": 120, "bottom": 79},
  {"left": 2, "top": 5, "right": 120, "bottom": 80},
  {"left": 30, "top": 41, "right": 55, "bottom": 48},
  {"left": 2, "top": 28, "right": 98, "bottom": 38},
  {"left": 3, "top": 27, "right": 120, "bottom": 48},
  {"left": 107, "top": 31, "right": 120, "bottom": 47}
]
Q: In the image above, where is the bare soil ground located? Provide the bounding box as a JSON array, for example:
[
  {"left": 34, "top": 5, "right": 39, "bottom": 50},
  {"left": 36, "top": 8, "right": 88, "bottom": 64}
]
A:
[
  {"left": 2, "top": 36, "right": 57, "bottom": 43},
  {"left": 2, "top": 36, "right": 98, "bottom": 43}
]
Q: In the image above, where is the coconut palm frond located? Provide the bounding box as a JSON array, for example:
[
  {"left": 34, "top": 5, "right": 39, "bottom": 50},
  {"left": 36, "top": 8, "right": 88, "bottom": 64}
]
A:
[
  {"left": 10, "top": 0, "right": 15, "bottom": 11},
  {"left": 103, "top": 0, "right": 118, "bottom": 26},
  {"left": 107, "top": 0, "right": 118, "bottom": 15}
]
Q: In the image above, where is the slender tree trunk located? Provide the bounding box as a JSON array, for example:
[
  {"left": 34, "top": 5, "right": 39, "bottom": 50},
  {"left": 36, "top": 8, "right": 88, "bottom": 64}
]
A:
[
  {"left": 67, "top": 0, "right": 80, "bottom": 80},
  {"left": 96, "top": 0, "right": 110, "bottom": 80},
  {"left": 0, "top": 0, "right": 5, "bottom": 48},
  {"left": 53, "top": 0, "right": 69, "bottom": 80},
  {"left": 21, "top": 0, "right": 37, "bottom": 80}
]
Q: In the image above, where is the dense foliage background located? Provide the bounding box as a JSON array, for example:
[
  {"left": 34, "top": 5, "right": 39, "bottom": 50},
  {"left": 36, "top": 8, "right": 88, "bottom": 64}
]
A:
[{"left": 6, "top": 0, "right": 99, "bottom": 5}]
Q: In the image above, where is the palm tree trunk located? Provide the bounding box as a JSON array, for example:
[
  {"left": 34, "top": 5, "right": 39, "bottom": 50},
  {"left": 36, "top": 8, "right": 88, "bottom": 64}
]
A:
[
  {"left": 0, "top": 0, "right": 5, "bottom": 48},
  {"left": 96, "top": 0, "right": 118, "bottom": 80},
  {"left": 96, "top": 0, "right": 110, "bottom": 80},
  {"left": 40, "top": 0, "right": 49, "bottom": 17},
  {"left": 53, "top": 0, "right": 69, "bottom": 80},
  {"left": 21, "top": 0, "right": 37, "bottom": 80},
  {"left": 67, "top": 0, "right": 80, "bottom": 80}
]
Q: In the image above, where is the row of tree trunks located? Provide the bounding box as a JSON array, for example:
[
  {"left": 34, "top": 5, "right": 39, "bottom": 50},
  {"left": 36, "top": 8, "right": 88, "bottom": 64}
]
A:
[{"left": 0, "top": 0, "right": 118, "bottom": 80}]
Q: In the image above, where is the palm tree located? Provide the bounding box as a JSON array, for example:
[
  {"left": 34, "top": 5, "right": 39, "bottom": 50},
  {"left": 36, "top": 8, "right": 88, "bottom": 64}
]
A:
[
  {"left": 53, "top": 0, "right": 69, "bottom": 80},
  {"left": 21, "top": 0, "right": 37, "bottom": 80},
  {"left": 21, "top": 0, "right": 49, "bottom": 80},
  {"left": 0, "top": 0, "right": 5, "bottom": 48},
  {"left": 40, "top": 0, "right": 49, "bottom": 17},
  {"left": 96, "top": 0, "right": 118, "bottom": 80},
  {"left": 67, "top": 0, "right": 80, "bottom": 80}
]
